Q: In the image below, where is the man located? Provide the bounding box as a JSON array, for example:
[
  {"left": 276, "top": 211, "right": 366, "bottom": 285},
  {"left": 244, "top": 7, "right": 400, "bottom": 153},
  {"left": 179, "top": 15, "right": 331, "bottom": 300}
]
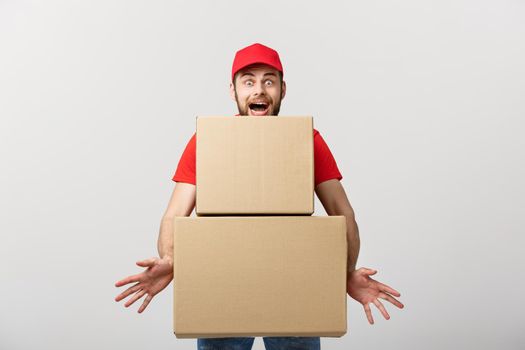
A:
[{"left": 115, "top": 43, "right": 404, "bottom": 350}]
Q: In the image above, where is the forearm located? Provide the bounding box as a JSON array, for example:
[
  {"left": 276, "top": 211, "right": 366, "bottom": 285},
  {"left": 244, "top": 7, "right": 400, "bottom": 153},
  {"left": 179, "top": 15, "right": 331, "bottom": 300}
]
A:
[
  {"left": 157, "top": 183, "right": 196, "bottom": 263},
  {"left": 315, "top": 180, "right": 360, "bottom": 272},
  {"left": 158, "top": 216, "right": 176, "bottom": 263},
  {"left": 345, "top": 213, "right": 360, "bottom": 272}
]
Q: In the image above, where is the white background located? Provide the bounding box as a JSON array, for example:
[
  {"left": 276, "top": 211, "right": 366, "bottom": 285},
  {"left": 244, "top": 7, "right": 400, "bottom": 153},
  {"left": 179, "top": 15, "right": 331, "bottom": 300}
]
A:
[{"left": 1, "top": 1, "right": 524, "bottom": 349}]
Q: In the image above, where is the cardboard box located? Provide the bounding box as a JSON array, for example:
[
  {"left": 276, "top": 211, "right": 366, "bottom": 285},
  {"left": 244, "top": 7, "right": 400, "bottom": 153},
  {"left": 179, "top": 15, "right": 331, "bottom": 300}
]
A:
[
  {"left": 196, "top": 116, "right": 314, "bottom": 215},
  {"left": 173, "top": 216, "right": 347, "bottom": 338}
]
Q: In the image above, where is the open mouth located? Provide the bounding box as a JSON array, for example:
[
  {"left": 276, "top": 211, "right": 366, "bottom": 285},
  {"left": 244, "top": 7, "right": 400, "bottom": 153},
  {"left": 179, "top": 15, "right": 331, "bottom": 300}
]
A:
[{"left": 248, "top": 102, "right": 270, "bottom": 116}]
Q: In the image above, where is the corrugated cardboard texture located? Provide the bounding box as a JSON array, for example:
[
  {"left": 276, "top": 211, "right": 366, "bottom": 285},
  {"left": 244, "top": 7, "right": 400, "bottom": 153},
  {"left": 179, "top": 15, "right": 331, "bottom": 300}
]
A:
[
  {"left": 196, "top": 116, "right": 314, "bottom": 215},
  {"left": 173, "top": 216, "right": 347, "bottom": 338}
]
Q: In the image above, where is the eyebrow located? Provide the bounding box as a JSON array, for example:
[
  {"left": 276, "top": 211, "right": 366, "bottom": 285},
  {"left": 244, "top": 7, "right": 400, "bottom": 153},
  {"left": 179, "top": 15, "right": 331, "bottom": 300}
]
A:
[{"left": 239, "top": 72, "right": 278, "bottom": 78}]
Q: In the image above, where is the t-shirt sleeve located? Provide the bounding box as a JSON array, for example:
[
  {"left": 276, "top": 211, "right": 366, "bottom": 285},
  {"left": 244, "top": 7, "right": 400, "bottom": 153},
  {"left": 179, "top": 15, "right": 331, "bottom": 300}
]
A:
[
  {"left": 172, "top": 133, "right": 197, "bottom": 185},
  {"left": 314, "top": 129, "right": 343, "bottom": 187}
]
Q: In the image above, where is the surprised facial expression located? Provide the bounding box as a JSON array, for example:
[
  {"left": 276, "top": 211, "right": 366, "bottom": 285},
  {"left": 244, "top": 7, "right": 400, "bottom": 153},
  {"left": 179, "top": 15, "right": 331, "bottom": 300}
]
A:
[{"left": 230, "top": 64, "right": 286, "bottom": 116}]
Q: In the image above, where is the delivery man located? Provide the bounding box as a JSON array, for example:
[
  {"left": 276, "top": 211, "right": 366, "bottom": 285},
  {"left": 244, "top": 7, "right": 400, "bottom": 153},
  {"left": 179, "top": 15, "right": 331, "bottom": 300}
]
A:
[{"left": 115, "top": 43, "right": 404, "bottom": 350}]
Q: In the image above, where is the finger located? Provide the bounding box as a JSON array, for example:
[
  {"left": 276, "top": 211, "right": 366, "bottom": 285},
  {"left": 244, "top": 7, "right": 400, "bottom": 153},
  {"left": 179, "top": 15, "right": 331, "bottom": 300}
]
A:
[
  {"left": 373, "top": 298, "right": 390, "bottom": 320},
  {"left": 124, "top": 289, "right": 146, "bottom": 307},
  {"left": 136, "top": 258, "right": 157, "bottom": 267},
  {"left": 115, "top": 273, "right": 142, "bottom": 287},
  {"left": 138, "top": 294, "right": 154, "bottom": 313},
  {"left": 379, "top": 292, "right": 404, "bottom": 309},
  {"left": 363, "top": 303, "right": 374, "bottom": 325},
  {"left": 115, "top": 283, "right": 141, "bottom": 302},
  {"left": 360, "top": 267, "right": 377, "bottom": 276},
  {"left": 378, "top": 282, "right": 401, "bottom": 297}
]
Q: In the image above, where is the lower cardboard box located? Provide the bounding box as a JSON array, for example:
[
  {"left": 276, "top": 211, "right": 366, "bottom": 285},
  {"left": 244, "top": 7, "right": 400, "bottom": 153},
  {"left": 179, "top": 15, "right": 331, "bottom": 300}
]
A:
[{"left": 173, "top": 216, "right": 348, "bottom": 338}]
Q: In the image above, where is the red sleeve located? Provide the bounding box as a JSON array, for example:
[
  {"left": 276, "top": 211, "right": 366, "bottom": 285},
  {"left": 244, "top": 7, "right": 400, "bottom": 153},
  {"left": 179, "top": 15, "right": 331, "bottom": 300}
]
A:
[
  {"left": 172, "top": 133, "right": 196, "bottom": 185},
  {"left": 313, "top": 129, "right": 343, "bottom": 187}
]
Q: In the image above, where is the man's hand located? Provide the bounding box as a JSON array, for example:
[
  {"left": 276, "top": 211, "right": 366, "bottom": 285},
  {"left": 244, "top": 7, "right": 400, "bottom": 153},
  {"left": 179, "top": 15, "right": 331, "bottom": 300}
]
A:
[
  {"left": 114, "top": 257, "right": 173, "bottom": 313},
  {"left": 347, "top": 267, "right": 404, "bottom": 324}
]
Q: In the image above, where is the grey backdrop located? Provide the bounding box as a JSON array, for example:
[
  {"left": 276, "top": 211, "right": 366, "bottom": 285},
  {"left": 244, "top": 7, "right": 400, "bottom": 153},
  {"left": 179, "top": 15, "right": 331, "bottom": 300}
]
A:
[{"left": 1, "top": 1, "right": 524, "bottom": 349}]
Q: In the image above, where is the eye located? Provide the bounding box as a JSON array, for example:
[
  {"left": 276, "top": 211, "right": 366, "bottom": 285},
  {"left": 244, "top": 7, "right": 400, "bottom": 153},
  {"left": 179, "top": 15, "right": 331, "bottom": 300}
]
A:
[
  {"left": 244, "top": 80, "right": 254, "bottom": 87},
  {"left": 265, "top": 80, "right": 273, "bottom": 86}
]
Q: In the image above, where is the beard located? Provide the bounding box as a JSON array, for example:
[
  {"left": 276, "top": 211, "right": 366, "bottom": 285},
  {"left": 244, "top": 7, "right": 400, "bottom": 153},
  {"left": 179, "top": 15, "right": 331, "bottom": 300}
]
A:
[{"left": 234, "top": 90, "right": 282, "bottom": 116}]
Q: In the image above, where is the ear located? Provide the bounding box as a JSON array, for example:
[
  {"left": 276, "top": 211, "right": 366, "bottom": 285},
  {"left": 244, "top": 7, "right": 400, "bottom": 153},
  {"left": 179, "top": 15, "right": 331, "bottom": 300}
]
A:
[
  {"left": 280, "top": 80, "right": 286, "bottom": 100},
  {"left": 229, "top": 82, "right": 236, "bottom": 101}
]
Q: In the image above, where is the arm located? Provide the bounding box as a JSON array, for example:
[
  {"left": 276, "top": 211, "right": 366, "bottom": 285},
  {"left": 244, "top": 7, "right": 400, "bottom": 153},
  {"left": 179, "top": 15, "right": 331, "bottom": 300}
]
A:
[
  {"left": 115, "top": 182, "right": 196, "bottom": 313},
  {"left": 315, "top": 179, "right": 404, "bottom": 324},
  {"left": 158, "top": 182, "right": 196, "bottom": 264},
  {"left": 315, "top": 179, "right": 360, "bottom": 272}
]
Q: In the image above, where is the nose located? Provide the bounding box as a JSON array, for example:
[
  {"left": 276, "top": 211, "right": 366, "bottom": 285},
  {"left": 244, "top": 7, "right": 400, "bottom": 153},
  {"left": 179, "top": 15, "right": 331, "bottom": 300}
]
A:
[{"left": 253, "top": 81, "right": 266, "bottom": 96}]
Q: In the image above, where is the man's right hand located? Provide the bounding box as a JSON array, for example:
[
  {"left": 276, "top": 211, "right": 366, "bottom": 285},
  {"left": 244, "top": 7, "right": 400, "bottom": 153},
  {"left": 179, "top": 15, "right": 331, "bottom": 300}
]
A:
[{"left": 114, "top": 257, "right": 174, "bottom": 313}]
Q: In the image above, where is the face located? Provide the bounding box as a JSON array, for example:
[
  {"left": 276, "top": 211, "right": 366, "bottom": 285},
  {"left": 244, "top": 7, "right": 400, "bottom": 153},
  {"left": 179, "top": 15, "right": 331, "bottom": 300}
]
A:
[{"left": 230, "top": 64, "right": 286, "bottom": 116}]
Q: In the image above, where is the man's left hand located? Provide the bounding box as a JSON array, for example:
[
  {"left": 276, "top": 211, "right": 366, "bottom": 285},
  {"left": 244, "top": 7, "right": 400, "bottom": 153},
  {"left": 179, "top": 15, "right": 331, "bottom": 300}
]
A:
[{"left": 347, "top": 267, "right": 404, "bottom": 324}]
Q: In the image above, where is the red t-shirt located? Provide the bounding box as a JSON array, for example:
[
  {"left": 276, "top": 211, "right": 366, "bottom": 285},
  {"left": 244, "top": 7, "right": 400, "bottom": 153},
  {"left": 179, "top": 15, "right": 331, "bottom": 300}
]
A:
[{"left": 172, "top": 127, "right": 342, "bottom": 187}]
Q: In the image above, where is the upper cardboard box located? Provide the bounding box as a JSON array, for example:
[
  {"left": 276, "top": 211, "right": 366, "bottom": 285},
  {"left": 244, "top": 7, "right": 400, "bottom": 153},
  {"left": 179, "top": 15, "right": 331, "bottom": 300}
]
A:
[{"left": 196, "top": 116, "right": 314, "bottom": 215}]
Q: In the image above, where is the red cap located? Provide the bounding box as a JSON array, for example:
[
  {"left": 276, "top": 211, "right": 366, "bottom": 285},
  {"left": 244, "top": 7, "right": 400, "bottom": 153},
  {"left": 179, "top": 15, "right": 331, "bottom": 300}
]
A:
[{"left": 231, "top": 43, "right": 283, "bottom": 82}]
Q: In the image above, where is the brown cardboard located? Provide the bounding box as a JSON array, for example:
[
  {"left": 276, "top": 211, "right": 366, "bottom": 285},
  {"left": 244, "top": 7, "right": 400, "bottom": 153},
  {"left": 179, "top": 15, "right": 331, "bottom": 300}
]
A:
[
  {"left": 196, "top": 116, "right": 314, "bottom": 215},
  {"left": 173, "top": 216, "right": 347, "bottom": 338}
]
